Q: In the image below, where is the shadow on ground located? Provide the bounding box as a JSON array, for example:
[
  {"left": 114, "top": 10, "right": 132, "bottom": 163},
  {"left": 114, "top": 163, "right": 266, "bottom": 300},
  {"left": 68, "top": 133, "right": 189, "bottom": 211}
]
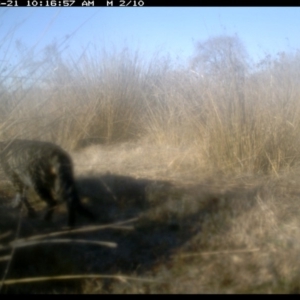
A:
[{"left": 0, "top": 172, "right": 262, "bottom": 293}]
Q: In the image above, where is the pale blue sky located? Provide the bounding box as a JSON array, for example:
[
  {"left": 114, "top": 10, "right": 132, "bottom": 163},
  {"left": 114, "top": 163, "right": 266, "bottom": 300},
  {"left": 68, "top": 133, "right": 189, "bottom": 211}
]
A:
[{"left": 1, "top": 7, "right": 300, "bottom": 66}]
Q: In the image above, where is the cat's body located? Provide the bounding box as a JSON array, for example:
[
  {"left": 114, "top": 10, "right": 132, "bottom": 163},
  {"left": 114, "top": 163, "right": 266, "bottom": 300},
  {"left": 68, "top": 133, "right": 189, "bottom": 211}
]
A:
[{"left": 0, "top": 139, "right": 94, "bottom": 227}]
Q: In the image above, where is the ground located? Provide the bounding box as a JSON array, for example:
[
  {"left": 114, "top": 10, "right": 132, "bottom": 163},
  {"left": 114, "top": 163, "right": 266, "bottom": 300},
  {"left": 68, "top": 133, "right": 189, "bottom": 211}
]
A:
[{"left": 1, "top": 142, "right": 300, "bottom": 293}]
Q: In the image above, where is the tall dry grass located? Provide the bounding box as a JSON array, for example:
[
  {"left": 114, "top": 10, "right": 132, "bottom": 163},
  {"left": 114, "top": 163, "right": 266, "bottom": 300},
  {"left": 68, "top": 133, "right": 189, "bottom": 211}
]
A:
[{"left": 1, "top": 28, "right": 300, "bottom": 175}]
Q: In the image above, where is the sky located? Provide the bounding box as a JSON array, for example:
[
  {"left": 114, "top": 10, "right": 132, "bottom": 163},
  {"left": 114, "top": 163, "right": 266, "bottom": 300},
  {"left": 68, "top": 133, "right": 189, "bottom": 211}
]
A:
[{"left": 1, "top": 7, "right": 300, "bottom": 68}]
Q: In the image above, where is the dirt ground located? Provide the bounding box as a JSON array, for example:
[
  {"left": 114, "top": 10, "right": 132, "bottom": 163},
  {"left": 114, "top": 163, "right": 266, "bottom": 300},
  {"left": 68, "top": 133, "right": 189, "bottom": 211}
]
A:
[{"left": 1, "top": 142, "right": 300, "bottom": 293}]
